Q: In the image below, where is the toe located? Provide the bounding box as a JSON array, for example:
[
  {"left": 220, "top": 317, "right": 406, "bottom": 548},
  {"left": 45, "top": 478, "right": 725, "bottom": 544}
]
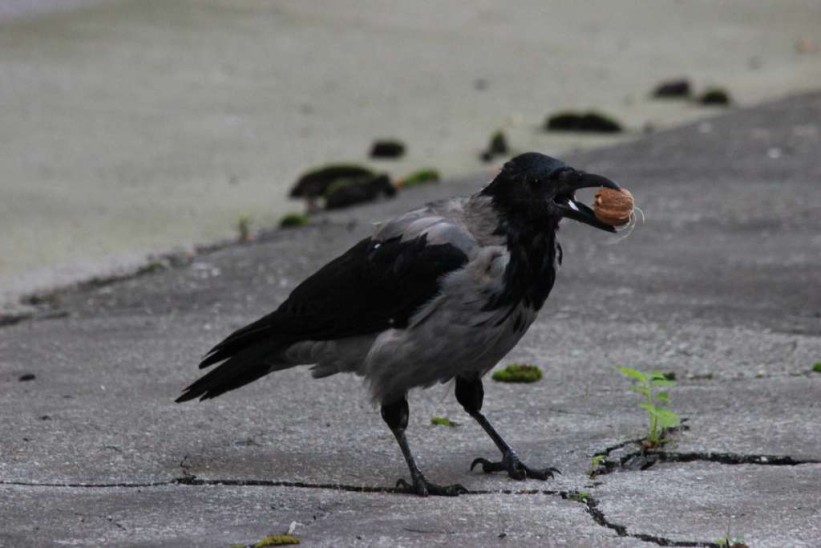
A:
[
  {"left": 395, "top": 478, "right": 428, "bottom": 497},
  {"left": 508, "top": 466, "right": 527, "bottom": 480},
  {"left": 471, "top": 457, "right": 505, "bottom": 474},
  {"left": 524, "top": 466, "right": 561, "bottom": 480},
  {"left": 470, "top": 457, "right": 491, "bottom": 472}
]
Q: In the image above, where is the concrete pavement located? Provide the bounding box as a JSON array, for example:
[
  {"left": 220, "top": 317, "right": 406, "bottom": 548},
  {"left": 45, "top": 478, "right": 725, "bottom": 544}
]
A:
[{"left": 1, "top": 94, "right": 820, "bottom": 546}]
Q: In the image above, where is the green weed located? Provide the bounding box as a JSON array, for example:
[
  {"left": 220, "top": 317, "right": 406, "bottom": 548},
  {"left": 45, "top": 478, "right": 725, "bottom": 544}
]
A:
[
  {"left": 587, "top": 453, "right": 607, "bottom": 477},
  {"left": 237, "top": 215, "right": 252, "bottom": 242},
  {"left": 715, "top": 535, "right": 747, "bottom": 548},
  {"left": 398, "top": 168, "right": 440, "bottom": 188},
  {"left": 568, "top": 491, "right": 591, "bottom": 503},
  {"left": 619, "top": 367, "right": 680, "bottom": 448}
]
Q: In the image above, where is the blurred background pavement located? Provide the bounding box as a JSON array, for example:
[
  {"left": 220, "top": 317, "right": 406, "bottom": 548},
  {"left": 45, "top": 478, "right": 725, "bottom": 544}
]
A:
[{"left": 2, "top": 0, "right": 820, "bottom": 306}]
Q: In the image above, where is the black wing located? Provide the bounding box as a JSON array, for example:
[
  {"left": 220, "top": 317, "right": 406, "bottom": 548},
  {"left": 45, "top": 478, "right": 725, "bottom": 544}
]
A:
[{"left": 198, "top": 234, "right": 469, "bottom": 369}]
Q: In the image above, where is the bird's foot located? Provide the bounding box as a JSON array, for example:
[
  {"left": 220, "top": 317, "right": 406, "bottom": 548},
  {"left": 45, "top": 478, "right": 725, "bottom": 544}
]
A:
[
  {"left": 470, "top": 452, "right": 560, "bottom": 481},
  {"left": 395, "top": 476, "right": 468, "bottom": 497}
]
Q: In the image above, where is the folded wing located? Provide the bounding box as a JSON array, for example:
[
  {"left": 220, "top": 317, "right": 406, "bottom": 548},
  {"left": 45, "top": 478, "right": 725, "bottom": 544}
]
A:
[{"left": 176, "top": 217, "right": 473, "bottom": 402}]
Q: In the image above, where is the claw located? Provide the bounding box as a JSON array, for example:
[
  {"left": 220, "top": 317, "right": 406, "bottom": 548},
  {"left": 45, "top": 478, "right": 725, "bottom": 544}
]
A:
[
  {"left": 525, "top": 466, "right": 561, "bottom": 480},
  {"left": 470, "top": 457, "right": 504, "bottom": 473},
  {"left": 469, "top": 453, "right": 560, "bottom": 481}
]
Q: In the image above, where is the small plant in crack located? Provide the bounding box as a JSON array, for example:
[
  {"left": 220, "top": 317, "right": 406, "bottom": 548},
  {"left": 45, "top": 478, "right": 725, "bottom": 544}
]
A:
[
  {"left": 237, "top": 214, "right": 253, "bottom": 243},
  {"left": 567, "top": 490, "right": 592, "bottom": 503},
  {"left": 587, "top": 453, "right": 607, "bottom": 477},
  {"left": 715, "top": 535, "right": 747, "bottom": 548},
  {"left": 619, "top": 367, "right": 680, "bottom": 448},
  {"left": 715, "top": 517, "right": 748, "bottom": 548}
]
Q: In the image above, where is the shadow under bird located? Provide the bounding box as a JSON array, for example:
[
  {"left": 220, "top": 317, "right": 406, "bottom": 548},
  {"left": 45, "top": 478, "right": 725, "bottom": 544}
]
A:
[{"left": 177, "top": 152, "right": 623, "bottom": 496}]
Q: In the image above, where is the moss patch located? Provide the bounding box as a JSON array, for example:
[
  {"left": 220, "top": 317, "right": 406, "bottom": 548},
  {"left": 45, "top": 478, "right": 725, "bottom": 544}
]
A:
[
  {"left": 545, "top": 111, "right": 622, "bottom": 133},
  {"left": 370, "top": 139, "right": 406, "bottom": 159},
  {"left": 652, "top": 78, "right": 692, "bottom": 99},
  {"left": 279, "top": 212, "right": 309, "bottom": 228},
  {"left": 397, "top": 168, "right": 440, "bottom": 188},
  {"left": 812, "top": 362, "right": 821, "bottom": 373},
  {"left": 480, "top": 129, "right": 509, "bottom": 162},
  {"left": 290, "top": 164, "right": 374, "bottom": 198},
  {"left": 431, "top": 416, "right": 460, "bottom": 427},
  {"left": 254, "top": 534, "right": 301, "bottom": 547},
  {"left": 491, "top": 363, "right": 543, "bottom": 383},
  {"left": 699, "top": 87, "right": 731, "bottom": 105},
  {"left": 324, "top": 174, "right": 395, "bottom": 210}
]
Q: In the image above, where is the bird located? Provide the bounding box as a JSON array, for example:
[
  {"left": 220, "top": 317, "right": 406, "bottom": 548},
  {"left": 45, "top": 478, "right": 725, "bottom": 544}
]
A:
[{"left": 177, "top": 152, "right": 623, "bottom": 496}]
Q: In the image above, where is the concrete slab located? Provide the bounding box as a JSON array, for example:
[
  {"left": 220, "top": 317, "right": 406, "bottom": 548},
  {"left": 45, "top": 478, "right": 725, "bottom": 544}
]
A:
[
  {"left": 594, "top": 462, "right": 821, "bottom": 547},
  {"left": 0, "top": 484, "right": 638, "bottom": 547}
]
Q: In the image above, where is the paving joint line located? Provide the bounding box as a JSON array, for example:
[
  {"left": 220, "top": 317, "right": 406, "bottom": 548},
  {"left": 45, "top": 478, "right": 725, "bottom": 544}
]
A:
[
  {"left": 1, "top": 475, "right": 719, "bottom": 545},
  {"left": 579, "top": 434, "right": 819, "bottom": 546},
  {"left": 573, "top": 493, "right": 717, "bottom": 547},
  {"left": 591, "top": 447, "right": 820, "bottom": 477}
]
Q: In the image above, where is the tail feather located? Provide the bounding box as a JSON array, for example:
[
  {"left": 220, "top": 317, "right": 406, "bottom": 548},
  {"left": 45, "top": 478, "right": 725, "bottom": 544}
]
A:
[
  {"left": 198, "top": 317, "right": 279, "bottom": 369},
  {"left": 176, "top": 339, "right": 290, "bottom": 402}
]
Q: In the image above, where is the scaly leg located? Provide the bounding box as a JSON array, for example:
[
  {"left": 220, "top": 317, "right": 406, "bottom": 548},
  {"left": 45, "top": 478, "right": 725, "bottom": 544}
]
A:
[
  {"left": 381, "top": 397, "right": 468, "bottom": 496},
  {"left": 455, "top": 376, "right": 560, "bottom": 480}
]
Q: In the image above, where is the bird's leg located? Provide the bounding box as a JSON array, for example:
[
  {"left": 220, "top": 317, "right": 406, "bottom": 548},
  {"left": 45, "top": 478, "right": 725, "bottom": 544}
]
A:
[
  {"left": 455, "top": 376, "right": 560, "bottom": 481},
  {"left": 381, "top": 397, "right": 467, "bottom": 497}
]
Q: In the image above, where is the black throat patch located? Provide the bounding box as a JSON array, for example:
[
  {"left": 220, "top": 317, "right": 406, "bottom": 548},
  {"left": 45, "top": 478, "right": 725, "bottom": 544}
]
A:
[{"left": 484, "top": 214, "right": 560, "bottom": 312}]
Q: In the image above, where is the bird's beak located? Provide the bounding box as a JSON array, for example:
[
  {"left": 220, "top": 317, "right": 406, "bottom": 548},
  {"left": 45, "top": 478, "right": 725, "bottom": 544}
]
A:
[{"left": 555, "top": 172, "right": 621, "bottom": 233}]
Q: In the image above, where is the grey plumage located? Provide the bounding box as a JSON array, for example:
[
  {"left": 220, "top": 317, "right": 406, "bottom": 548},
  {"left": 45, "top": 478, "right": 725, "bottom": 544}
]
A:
[{"left": 282, "top": 195, "right": 534, "bottom": 403}]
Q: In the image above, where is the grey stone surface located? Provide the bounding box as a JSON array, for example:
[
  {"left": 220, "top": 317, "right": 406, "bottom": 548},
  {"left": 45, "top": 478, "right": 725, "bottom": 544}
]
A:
[
  {"left": 2, "top": 94, "right": 820, "bottom": 545},
  {"left": 594, "top": 462, "right": 821, "bottom": 547},
  {"left": 0, "top": 484, "right": 640, "bottom": 547}
]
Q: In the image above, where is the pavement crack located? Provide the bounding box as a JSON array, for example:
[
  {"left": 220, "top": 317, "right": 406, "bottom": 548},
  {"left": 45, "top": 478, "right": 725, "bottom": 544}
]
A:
[
  {"left": 0, "top": 480, "right": 174, "bottom": 488},
  {"left": 0, "top": 476, "right": 492, "bottom": 494},
  {"left": 591, "top": 445, "right": 819, "bottom": 477},
  {"left": 597, "top": 436, "right": 646, "bottom": 456},
  {"left": 0, "top": 477, "right": 397, "bottom": 492},
  {"left": 589, "top": 427, "right": 818, "bottom": 478},
  {"left": 650, "top": 451, "right": 819, "bottom": 466},
  {"left": 568, "top": 493, "right": 716, "bottom": 547},
  {"left": 581, "top": 435, "right": 817, "bottom": 545},
  {"left": 175, "top": 476, "right": 402, "bottom": 493},
  {"left": 0, "top": 476, "right": 725, "bottom": 545}
]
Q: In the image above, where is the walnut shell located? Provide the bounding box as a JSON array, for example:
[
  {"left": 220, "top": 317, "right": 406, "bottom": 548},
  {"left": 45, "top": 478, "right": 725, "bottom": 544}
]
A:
[{"left": 593, "top": 187, "right": 634, "bottom": 226}]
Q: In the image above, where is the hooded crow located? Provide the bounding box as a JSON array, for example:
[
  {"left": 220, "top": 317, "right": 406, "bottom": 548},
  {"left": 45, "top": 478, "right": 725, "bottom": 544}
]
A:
[{"left": 177, "top": 152, "right": 623, "bottom": 496}]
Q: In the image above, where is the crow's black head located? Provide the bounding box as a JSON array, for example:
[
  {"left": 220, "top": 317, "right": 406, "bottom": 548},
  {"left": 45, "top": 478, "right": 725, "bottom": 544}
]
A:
[{"left": 481, "top": 152, "right": 621, "bottom": 232}]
